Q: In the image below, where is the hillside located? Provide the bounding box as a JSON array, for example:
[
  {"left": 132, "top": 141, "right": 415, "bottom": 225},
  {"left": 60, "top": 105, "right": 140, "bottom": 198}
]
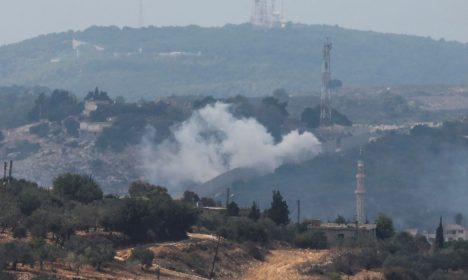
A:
[
  {"left": 199, "top": 120, "right": 468, "bottom": 229},
  {"left": 1, "top": 24, "right": 468, "bottom": 99}
]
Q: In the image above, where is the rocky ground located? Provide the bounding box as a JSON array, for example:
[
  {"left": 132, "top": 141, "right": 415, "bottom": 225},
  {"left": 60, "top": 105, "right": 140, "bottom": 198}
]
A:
[{"left": 0, "top": 122, "right": 141, "bottom": 193}]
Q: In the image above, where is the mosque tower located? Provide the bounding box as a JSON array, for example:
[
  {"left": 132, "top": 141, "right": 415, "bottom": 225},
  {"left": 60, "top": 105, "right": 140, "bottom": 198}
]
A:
[{"left": 355, "top": 154, "right": 366, "bottom": 224}]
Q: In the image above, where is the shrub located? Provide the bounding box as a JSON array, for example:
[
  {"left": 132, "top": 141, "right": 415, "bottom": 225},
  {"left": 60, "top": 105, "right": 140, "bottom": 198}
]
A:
[
  {"left": 53, "top": 173, "right": 103, "bottom": 204},
  {"left": 64, "top": 117, "right": 79, "bottom": 137},
  {"left": 1, "top": 241, "right": 35, "bottom": 270},
  {"left": 293, "top": 231, "right": 328, "bottom": 249},
  {"left": 12, "top": 226, "right": 27, "bottom": 239},
  {"left": 245, "top": 242, "right": 265, "bottom": 261},
  {"left": 131, "top": 246, "right": 155, "bottom": 269},
  {"left": 218, "top": 217, "right": 269, "bottom": 244},
  {"left": 31, "top": 274, "right": 60, "bottom": 280},
  {"left": 383, "top": 267, "right": 424, "bottom": 280},
  {"left": 65, "top": 236, "right": 115, "bottom": 271},
  {"left": 29, "top": 123, "right": 49, "bottom": 137}
]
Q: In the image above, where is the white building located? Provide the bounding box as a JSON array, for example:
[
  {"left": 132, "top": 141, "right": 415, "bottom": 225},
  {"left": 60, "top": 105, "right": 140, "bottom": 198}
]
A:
[{"left": 424, "top": 224, "right": 468, "bottom": 242}]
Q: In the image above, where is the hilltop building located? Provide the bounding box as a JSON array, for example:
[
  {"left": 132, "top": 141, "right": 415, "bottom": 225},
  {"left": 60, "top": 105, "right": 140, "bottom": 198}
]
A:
[
  {"left": 80, "top": 88, "right": 114, "bottom": 134},
  {"left": 425, "top": 224, "right": 468, "bottom": 242}
]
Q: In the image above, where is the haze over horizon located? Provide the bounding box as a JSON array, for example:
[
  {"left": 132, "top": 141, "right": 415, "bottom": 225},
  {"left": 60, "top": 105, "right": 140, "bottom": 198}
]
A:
[{"left": 1, "top": 0, "right": 467, "bottom": 46}]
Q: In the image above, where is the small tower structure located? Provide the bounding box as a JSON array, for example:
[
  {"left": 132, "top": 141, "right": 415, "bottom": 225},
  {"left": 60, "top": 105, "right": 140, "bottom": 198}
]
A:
[
  {"left": 251, "top": 0, "right": 269, "bottom": 27},
  {"left": 320, "top": 38, "right": 333, "bottom": 127},
  {"left": 355, "top": 153, "right": 366, "bottom": 224},
  {"left": 251, "top": 0, "right": 282, "bottom": 28}
]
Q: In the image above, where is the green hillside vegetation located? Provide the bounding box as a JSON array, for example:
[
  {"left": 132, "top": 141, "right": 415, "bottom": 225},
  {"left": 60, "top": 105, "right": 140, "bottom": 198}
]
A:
[
  {"left": 0, "top": 86, "right": 47, "bottom": 129},
  {"left": 1, "top": 24, "right": 468, "bottom": 99},
  {"left": 1, "top": 175, "right": 464, "bottom": 279},
  {"left": 227, "top": 121, "right": 468, "bottom": 229}
]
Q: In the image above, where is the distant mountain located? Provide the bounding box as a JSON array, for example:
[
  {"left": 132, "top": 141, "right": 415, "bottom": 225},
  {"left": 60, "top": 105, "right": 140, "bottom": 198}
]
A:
[{"left": 1, "top": 24, "right": 468, "bottom": 99}]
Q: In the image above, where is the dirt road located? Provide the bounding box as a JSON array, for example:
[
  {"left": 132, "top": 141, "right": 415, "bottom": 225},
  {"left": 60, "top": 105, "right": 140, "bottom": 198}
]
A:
[{"left": 240, "top": 249, "right": 330, "bottom": 280}]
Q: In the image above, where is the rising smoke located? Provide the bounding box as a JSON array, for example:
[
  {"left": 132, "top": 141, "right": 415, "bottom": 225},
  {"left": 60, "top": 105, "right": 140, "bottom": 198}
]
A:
[{"left": 140, "top": 102, "right": 321, "bottom": 189}]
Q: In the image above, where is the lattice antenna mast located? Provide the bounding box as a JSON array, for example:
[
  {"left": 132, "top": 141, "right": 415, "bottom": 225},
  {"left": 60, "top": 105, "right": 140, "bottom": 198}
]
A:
[
  {"left": 251, "top": 0, "right": 271, "bottom": 27},
  {"left": 270, "top": 0, "right": 282, "bottom": 27},
  {"left": 138, "top": 0, "right": 145, "bottom": 28},
  {"left": 320, "top": 38, "right": 333, "bottom": 126}
]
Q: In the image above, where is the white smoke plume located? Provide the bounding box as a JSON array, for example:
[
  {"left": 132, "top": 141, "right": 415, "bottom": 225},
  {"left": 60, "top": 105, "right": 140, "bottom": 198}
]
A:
[{"left": 141, "top": 102, "right": 321, "bottom": 188}]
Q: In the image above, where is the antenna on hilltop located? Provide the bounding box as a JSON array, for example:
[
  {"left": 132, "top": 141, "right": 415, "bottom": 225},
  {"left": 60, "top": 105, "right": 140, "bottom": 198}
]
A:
[
  {"left": 138, "top": 0, "right": 145, "bottom": 28},
  {"left": 251, "top": 0, "right": 282, "bottom": 28}
]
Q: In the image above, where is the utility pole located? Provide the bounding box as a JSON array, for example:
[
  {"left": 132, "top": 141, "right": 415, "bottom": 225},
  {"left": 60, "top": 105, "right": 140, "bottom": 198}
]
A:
[
  {"left": 8, "top": 160, "right": 13, "bottom": 179},
  {"left": 226, "top": 187, "right": 230, "bottom": 207},
  {"left": 209, "top": 235, "right": 222, "bottom": 279},
  {"left": 3, "top": 162, "right": 6, "bottom": 181},
  {"left": 297, "top": 200, "right": 301, "bottom": 225}
]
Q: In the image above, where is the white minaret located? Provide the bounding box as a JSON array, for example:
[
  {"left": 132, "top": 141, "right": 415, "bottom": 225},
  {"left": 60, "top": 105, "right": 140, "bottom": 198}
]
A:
[{"left": 355, "top": 156, "right": 366, "bottom": 224}]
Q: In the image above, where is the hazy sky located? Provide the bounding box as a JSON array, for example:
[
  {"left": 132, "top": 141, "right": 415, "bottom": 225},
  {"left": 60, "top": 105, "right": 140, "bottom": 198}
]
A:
[{"left": 0, "top": 0, "right": 467, "bottom": 45}]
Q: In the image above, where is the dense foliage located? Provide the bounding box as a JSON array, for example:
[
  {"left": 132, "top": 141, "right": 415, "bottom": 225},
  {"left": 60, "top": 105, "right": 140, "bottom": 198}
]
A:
[
  {"left": 53, "top": 174, "right": 103, "bottom": 204},
  {"left": 0, "top": 86, "right": 40, "bottom": 129},
  {"left": 28, "top": 90, "right": 83, "bottom": 122}
]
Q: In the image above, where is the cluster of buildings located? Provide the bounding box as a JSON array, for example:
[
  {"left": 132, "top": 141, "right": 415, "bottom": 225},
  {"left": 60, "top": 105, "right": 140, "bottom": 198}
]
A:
[{"left": 405, "top": 224, "right": 468, "bottom": 243}]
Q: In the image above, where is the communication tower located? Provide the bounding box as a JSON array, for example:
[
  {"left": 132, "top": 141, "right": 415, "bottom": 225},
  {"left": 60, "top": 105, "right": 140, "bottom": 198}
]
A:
[
  {"left": 320, "top": 38, "right": 333, "bottom": 127},
  {"left": 251, "top": 0, "right": 283, "bottom": 28}
]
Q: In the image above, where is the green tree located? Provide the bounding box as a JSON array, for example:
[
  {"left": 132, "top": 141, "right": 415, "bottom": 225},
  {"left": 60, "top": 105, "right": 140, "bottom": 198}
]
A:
[
  {"left": 1, "top": 241, "right": 34, "bottom": 270},
  {"left": 227, "top": 201, "right": 240, "bottom": 217},
  {"left": 131, "top": 246, "right": 155, "bottom": 270},
  {"left": 64, "top": 117, "right": 80, "bottom": 137},
  {"left": 334, "top": 215, "right": 347, "bottom": 224},
  {"left": 12, "top": 226, "right": 27, "bottom": 239},
  {"left": 18, "top": 192, "right": 41, "bottom": 216},
  {"left": 66, "top": 236, "right": 115, "bottom": 271},
  {"left": 28, "top": 90, "right": 83, "bottom": 122},
  {"left": 293, "top": 231, "right": 328, "bottom": 249},
  {"left": 52, "top": 174, "right": 103, "bottom": 204},
  {"left": 31, "top": 238, "right": 61, "bottom": 271},
  {"left": 435, "top": 217, "right": 444, "bottom": 249},
  {"left": 128, "top": 181, "right": 169, "bottom": 199},
  {"left": 182, "top": 191, "right": 200, "bottom": 206},
  {"left": 248, "top": 202, "right": 261, "bottom": 221},
  {"left": 200, "top": 197, "right": 217, "bottom": 207},
  {"left": 29, "top": 123, "right": 49, "bottom": 138},
  {"left": 266, "top": 190, "right": 289, "bottom": 225},
  {"left": 0, "top": 196, "right": 22, "bottom": 232},
  {"left": 375, "top": 213, "right": 395, "bottom": 240},
  {"left": 84, "top": 87, "right": 112, "bottom": 102}
]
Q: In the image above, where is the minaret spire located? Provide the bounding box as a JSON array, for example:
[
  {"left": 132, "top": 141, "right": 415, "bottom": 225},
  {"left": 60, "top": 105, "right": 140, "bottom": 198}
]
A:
[{"left": 355, "top": 151, "right": 366, "bottom": 224}]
